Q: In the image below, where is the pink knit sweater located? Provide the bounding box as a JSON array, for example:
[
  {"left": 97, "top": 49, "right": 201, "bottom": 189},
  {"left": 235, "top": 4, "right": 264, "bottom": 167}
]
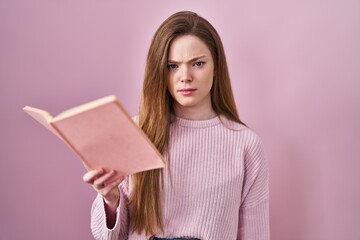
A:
[{"left": 90, "top": 115, "right": 270, "bottom": 240}]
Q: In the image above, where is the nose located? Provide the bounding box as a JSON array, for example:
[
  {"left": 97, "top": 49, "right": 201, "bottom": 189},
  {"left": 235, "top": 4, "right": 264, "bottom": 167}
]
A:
[{"left": 180, "top": 65, "right": 193, "bottom": 83}]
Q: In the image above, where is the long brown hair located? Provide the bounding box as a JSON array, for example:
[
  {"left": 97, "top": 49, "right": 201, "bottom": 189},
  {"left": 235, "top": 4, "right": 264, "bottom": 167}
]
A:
[{"left": 130, "top": 11, "right": 245, "bottom": 236}]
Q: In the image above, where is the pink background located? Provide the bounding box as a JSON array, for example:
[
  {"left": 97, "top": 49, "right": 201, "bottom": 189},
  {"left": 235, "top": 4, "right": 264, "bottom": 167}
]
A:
[{"left": 1, "top": 0, "right": 359, "bottom": 239}]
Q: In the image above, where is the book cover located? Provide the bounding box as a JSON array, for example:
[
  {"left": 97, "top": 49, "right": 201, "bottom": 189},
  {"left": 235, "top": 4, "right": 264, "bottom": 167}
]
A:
[{"left": 23, "top": 95, "right": 165, "bottom": 176}]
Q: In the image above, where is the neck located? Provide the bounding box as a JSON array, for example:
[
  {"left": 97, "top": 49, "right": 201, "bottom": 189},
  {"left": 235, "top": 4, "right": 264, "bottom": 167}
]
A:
[{"left": 173, "top": 104, "right": 217, "bottom": 120}]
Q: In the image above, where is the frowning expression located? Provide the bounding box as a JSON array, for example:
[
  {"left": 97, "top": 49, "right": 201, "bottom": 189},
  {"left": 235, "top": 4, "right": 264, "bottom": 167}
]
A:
[{"left": 167, "top": 35, "right": 215, "bottom": 113}]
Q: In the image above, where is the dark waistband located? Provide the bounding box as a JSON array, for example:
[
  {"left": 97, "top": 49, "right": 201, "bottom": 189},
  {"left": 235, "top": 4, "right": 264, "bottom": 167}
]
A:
[{"left": 152, "top": 237, "right": 200, "bottom": 240}]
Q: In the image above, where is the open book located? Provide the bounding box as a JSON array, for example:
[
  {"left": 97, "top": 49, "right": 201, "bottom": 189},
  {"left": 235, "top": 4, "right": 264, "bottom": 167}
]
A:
[{"left": 23, "top": 95, "right": 165, "bottom": 176}]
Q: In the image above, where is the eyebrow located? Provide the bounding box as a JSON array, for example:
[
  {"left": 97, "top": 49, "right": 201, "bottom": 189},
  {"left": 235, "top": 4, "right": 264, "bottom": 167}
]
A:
[{"left": 167, "top": 55, "right": 207, "bottom": 64}]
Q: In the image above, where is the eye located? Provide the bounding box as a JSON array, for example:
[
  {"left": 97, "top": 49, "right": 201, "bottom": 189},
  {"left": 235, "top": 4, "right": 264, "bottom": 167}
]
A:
[
  {"left": 194, "top": 61, "right": 205, "bottom": 67},
  {"left": 167, "top": 64, "right": 178, "bottom": 70}
]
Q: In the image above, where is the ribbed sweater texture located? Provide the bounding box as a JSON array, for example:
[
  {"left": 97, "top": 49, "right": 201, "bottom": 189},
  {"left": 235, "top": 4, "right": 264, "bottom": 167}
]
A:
[{"left": 91, "top": 115, "right": 270, "bottom": 240}]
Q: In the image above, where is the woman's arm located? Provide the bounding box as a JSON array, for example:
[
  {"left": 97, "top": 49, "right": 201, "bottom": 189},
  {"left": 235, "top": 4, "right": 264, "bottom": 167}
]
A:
[
  {"left": 84, "top": 169, "right": 130, "bottom": 240},
  {"left": 238, "top": 131, "right": 270, "bottom": 240}
]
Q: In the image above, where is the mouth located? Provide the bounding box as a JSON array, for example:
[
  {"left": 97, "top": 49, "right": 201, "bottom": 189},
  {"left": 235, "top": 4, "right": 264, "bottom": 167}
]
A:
[{"left": 178, "top": 88, "right": 197, "bottom": 95}]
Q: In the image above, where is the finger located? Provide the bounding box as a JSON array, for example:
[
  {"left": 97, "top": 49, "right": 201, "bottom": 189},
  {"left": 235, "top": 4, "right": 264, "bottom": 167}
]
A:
[
  {"left": 99, "top": 178, "right": 123, "bottom": 199},
  {"left": 104, "top": 174, "right": 125, "bottom": 186},
  {"left": 93, "top": 170, "right": 116, "bottom": 189},
  {"left": 83, "top": 168, "right": 104, "bottom": 184}
]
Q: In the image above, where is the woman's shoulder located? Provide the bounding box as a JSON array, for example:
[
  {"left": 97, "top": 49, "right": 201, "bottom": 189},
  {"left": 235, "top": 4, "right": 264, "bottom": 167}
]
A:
[
  {"left": 219, "top": 115, "right": 263, "bottom": 145},
  {"left": 219, "top": 115, "right": 247, "bottom": 131}
]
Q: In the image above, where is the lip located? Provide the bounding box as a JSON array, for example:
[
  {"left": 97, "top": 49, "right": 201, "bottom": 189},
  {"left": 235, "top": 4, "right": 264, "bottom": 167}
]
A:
[
  {"left": 178, "top": 88, "right": 197, "bottom": 92},
  {"left": 178, "top": 88, "right": 197, "bottom": 95}
]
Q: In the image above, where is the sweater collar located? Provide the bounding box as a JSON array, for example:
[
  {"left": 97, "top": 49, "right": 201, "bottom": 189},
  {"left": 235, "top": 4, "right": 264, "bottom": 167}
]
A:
[{"left": 172, "top": 115, "right": 221, "bottom": 128}]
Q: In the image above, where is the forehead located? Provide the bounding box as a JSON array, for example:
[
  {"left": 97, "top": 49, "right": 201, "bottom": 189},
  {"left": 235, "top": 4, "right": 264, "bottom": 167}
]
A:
[{"left": 167, "top": 35, "right": 212, "bottom": 60}]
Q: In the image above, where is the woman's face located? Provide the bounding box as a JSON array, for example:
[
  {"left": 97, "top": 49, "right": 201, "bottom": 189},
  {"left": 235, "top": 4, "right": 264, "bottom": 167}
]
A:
[{"left": 167, "top": 35, "right": 215, "bottom": 116}]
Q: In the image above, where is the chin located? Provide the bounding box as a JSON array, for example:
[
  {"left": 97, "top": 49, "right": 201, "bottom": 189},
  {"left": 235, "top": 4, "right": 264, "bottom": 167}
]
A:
[{"left": 177, "top": 100, "right": 197, "bottom": 108}]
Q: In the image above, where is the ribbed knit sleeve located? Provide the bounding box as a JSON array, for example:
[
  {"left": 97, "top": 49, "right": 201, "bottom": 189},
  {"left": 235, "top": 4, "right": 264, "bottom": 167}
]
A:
[
  {"left": 91, "top": 176, "right": 130, "bottom": 240},
  {"left": 238, "top": 131, "right": 270, "bottom": 240}
]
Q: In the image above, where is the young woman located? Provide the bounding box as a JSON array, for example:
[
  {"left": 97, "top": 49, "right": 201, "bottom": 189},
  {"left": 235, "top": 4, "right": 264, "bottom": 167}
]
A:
[{"left": 83, "top": 11, "right": 269, "bottom": 240}]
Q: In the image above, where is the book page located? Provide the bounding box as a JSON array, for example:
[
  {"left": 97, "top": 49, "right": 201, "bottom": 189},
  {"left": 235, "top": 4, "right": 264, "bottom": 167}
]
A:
[{"left": 22, "top": 106, "right": 63, "bottom": 139}]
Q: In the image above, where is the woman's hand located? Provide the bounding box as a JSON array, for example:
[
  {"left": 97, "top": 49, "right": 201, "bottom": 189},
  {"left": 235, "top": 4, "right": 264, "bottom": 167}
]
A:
[
  {"left": 84, "top": 169, "right": 124, "bottom": 228},
  {"left": 83, "top": 169, "right": 124, "bottom": 207}
]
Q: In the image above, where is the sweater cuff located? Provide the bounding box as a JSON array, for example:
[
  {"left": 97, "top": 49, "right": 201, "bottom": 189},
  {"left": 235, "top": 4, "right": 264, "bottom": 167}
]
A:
[
  {"left": 239, "top": 198, "right": 270, "bottom": 240},
  {"left": 91, "top": 194, "right": 122, "bottom": 239}
]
